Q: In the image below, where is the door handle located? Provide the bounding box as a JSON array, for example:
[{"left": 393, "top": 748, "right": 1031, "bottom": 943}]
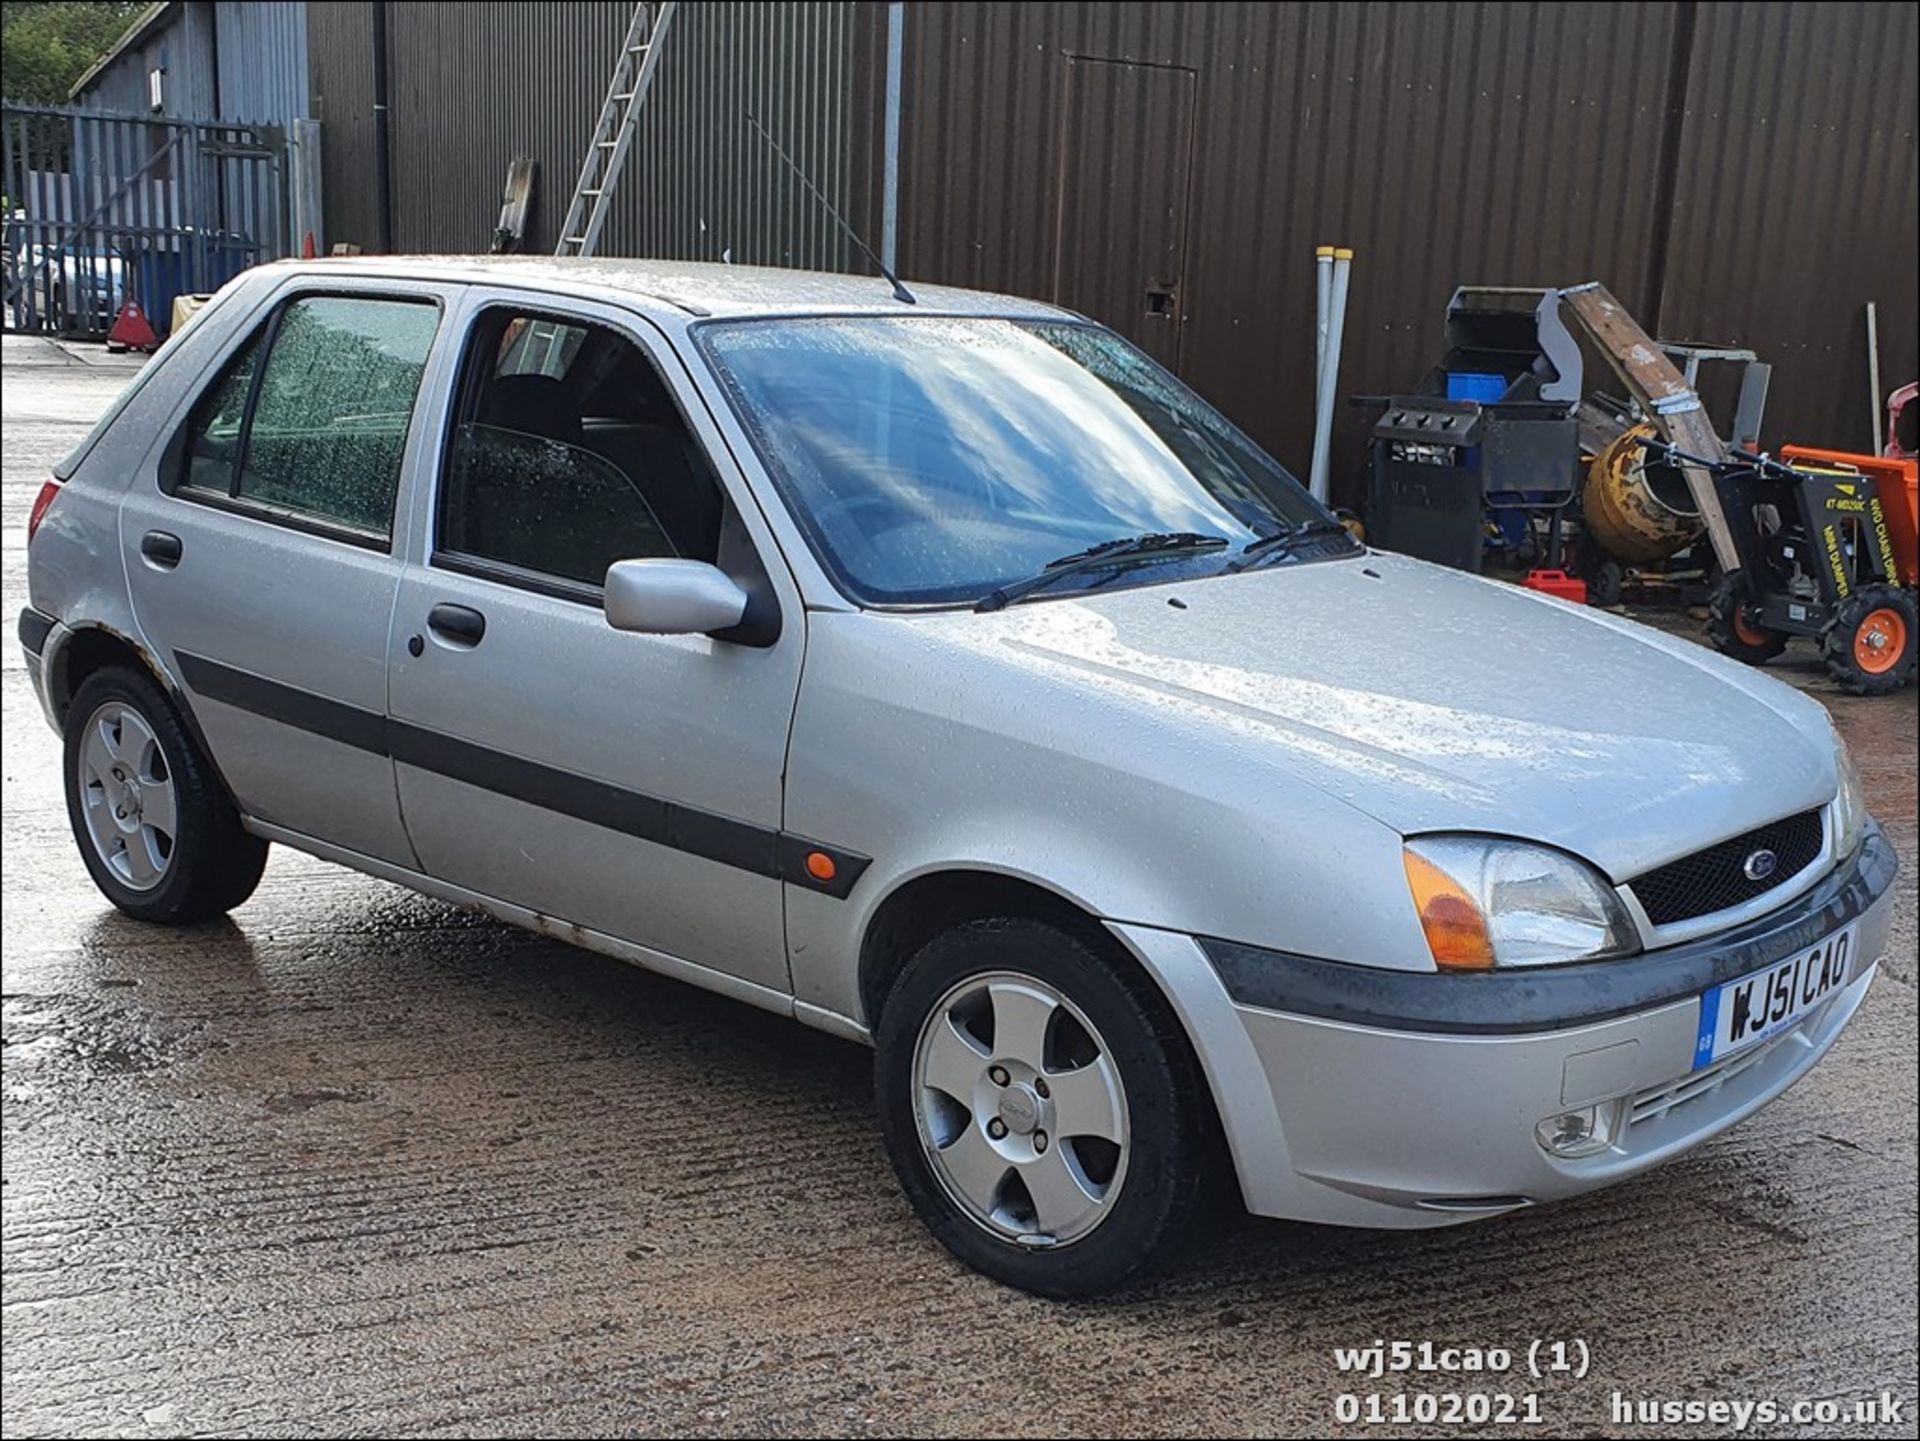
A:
[
  {"left": 427, "top": 603, "right": 487, "bottom": 646},
  {"left": 140, "top": 530, "right": 182, "bottom": 568}
]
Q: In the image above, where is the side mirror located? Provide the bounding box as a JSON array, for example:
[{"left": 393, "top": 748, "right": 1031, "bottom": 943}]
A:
[{"left": 604, "top": 558, "right": 750, "bottom": 637}]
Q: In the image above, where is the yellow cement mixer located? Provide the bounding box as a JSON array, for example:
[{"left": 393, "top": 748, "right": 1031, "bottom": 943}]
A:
[{"left": 1580, "top": 425, "right": 1706, "bottom": 599}]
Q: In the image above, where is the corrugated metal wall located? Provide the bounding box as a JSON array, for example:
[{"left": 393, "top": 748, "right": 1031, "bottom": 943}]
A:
[
  {"left": 309, "top": 1, "right": 853, "bottom": 264},
  {"left": 306, "top": 0, "right": 1916, "bottom": 495},
  {"left": 381, "top": 0, "right": 629, "bottom": 252},
  {"left": 214, "top": 1, "right": 310, "bottom": 123},
  {"left": 626, "top": 1, "right": 854, "bottom": 269},
  {"left": 1657, "top": 0, "right": 1918, "bottom": 457},
  {"left": 888, "top": 1, "right": 1686, "bottom": 500},
  {"left": 74, "top": 2, "right": 219, "bottom": 120},
  {"left": 885, "top": 1, "right": 1915, "bottom": 496},
  {"left": 306, "top": 2, "right": 378, "bottom": 246},
  {"left": 73, "top": 1, "right": 305, "bottom": 123}
]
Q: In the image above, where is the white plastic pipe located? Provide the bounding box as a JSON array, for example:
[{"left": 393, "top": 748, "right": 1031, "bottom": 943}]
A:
[
  {"left": 1866, "top": 301, "right": 1884, "bottom": 454},
  {"left": 1314, "top": 245, "right": 1333, "bottom": 397},
  {"left": 1310, "top": 246, "right": 1353, "bottom": 504}
]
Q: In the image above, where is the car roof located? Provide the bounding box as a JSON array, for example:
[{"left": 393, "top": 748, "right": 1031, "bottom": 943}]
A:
[{"left": 257, "top": 255, "right": 1076, "bottom": 322}]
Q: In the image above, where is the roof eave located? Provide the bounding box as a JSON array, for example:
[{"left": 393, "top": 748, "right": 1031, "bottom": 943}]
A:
[{"left": 67, "top": 0, "right": 179, "bottom": 103}]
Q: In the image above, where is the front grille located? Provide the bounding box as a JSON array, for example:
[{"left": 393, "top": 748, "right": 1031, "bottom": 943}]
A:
[
  {"left": 1629, "top": 1034, "right": 1786, "bottom": 1128},
  {"left": 1627, "top": 809, "right": 1824, "bottom": 927}
]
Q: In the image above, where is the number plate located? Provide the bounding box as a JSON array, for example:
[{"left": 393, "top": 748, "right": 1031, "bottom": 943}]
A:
[{"left": 1693, "top": 923, "right": 1856, "bottom": 1070}]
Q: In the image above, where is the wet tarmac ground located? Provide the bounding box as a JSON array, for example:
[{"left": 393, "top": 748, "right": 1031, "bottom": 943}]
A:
[{"left": 3, "top": 335, "right": 1916, "bottom": 1437}]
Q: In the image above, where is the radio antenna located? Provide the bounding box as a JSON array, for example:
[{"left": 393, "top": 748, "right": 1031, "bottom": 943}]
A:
[{"left": 746, "top": 110, "right": 915, "bottom": 305}]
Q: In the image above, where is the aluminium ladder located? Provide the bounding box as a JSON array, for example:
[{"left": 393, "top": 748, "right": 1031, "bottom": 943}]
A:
[{"left": 553, "top": 1, "right": 679, "bottom": 258}]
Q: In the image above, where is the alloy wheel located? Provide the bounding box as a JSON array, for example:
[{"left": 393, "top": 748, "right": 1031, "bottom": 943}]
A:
[
  {"left": 75, "top": 701, "right": 177, "bottom": 892},
  {"left": 911, "top": 970, "right": 1130, "bottom": 1247}
]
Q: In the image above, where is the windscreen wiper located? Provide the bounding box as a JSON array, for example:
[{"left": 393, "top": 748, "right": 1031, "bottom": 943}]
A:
[
  {"left": 1226, "top": 517, "right": 1356, "bottom": 573},
  {"left": 975, "top": 532, "right": 1230, "bottom": 612}
]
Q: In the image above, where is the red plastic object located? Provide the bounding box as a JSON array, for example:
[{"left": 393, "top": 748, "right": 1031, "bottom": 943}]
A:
[
  {"left": 1523, "top": 568, "right": 1588, "bottom": 604},
  {"left": 1888, "top": 381, "right": 1917, "bottom": 460},
  {"left": 108, "top": 299, "right": 159, "bottom": 351}
]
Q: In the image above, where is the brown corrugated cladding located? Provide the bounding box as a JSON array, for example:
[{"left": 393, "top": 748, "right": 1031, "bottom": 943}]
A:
[
  {"left": 307, "top": 1, "right": 379, "bottom": 249},
  {"left": 304, "top": 2, "right": 1914, "bottom": 478},
  {"left": 620, "top": 0, "right": 854, "bottom": 269},
  {"left": 891, "top": 1, "right": 1686, "bottom": 505},
  {"left": 1657, "top": 1, "right": 1917, "bottom": 452},
  {"left": 382, "top": 1, "right": 628, "bottom": 254},
  {"left": 308, "top": 1, "right": 853, "bottom": 267}
]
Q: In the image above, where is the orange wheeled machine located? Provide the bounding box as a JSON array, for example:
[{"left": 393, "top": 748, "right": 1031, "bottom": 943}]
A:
[{"left": 1637, "top": 437, "right": 1919, "bottom": 695}]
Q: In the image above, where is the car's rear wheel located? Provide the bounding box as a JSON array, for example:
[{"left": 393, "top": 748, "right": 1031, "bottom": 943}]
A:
[
  {"left": 874, "top": 917, "right": 1212, "bottom": 1297},
  {"left": 63, "top": 665, "right": 268, "bottom": 923}
]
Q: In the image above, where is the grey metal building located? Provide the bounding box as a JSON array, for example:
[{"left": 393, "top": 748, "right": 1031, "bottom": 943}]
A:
[
  {"left": 68, "top": 0, "right": 311, "bottom": 128},
  {"left": 3, "top": 1, "right": 317, "bottom": 335}
]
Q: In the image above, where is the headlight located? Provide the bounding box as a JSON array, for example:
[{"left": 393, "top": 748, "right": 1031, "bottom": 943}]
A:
[
  {"left": 1403, "top": 836, "right": 1640, "bottom": 970},
  {"left": 1831, "top": 729, "right": 1866, "bottom": 859}
]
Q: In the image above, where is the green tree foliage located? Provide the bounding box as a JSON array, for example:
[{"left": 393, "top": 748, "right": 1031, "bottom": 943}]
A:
[{"left": 2, "top": 1, "right": 151, "bottom": 105}]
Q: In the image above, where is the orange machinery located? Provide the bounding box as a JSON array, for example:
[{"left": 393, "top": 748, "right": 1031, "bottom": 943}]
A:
[{"left": 1780, "top": 446, "right": 1920, "bottom": 589}]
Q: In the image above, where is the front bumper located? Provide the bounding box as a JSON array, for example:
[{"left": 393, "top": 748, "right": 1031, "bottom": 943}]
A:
[{"left": 1115, "top": 824, "right": 1897, "bottom": 1229}]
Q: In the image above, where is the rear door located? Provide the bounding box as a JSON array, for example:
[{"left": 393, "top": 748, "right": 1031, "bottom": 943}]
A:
[
  {"left": 384, "top": 293, "right": 807, "bottom": 996},
  {"left": 120, "top": 283, "right": 452, "bottom": 864},
  {"left": 1051, "top": 56, "right": 1198, "bottom": 373}
]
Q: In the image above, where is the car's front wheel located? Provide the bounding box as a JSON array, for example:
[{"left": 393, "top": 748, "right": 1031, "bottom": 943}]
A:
[
  {"left": 874, "top": 917, "right": 1214, "bottom": 1297},
  {"left": 63, "top": 665, "right": 268, "bottom": 923}
]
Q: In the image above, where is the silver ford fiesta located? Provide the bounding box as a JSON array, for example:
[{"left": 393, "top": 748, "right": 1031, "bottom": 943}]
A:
[{"left": 20, "top": 258, "right": 1895, "bottom": 1296}]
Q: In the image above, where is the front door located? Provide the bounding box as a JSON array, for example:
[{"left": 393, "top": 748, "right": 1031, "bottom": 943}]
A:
[
  {"left": 1051, "top": 56, "right": 1198, "bottom": 373},
  {"left": 385, "top": 295, "right": 804, "bottom": 996},
  {"left": 120, "top": 284, "right": 449, "bottom": 865}
]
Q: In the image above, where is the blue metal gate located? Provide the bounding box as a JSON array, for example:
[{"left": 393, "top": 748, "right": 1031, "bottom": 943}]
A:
[{"left": 2, "top": 101, "right": 288, "bottom": 338}]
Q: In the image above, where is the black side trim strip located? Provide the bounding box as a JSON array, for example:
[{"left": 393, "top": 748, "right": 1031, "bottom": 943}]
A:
[
  {"left": 18, "top": 606, "right": 56, "bottom": 657},
  {"left": 174, "top": 650, "right": 870, "bottom": 898},
  {"left": 1203, "top": 825, "right": 1897, "bottom": 1035},
  {"left": 176, "top": 650, "right": 387, "bottom": 753}
]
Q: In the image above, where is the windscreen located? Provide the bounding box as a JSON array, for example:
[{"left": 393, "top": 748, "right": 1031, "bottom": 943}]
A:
[{"left": 699, "top": 317, "right": 1334, "bottom": 606}]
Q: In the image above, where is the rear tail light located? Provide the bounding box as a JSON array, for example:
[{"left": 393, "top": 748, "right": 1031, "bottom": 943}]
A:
[{"left": 27, "top": 479, "right": 62, "bottom": 543}]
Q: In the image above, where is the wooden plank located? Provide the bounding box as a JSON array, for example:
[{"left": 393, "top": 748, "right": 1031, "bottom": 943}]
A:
[{"left": 1562, "top": 282, "right": 1743, "bottom": 571}]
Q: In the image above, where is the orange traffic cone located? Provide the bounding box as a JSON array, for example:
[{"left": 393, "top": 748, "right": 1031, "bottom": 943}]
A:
[{"left": 108, "top": 299, "right": 160, "bottom": 352}]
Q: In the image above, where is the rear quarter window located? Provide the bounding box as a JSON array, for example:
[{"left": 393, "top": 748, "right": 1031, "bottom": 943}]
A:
[{"left": 174, "top": 293, "right": 440, "bottom": 541}]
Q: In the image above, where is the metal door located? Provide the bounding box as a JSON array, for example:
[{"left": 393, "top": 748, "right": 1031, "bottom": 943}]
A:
[
  {"left": 1051, "top": 57, "right": 1198, "bottom": 373},
  {"left": 384, "top": 295, "right": 806, "bottom": 997}
]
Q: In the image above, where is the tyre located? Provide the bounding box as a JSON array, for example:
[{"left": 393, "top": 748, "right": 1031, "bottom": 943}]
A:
[
  {"left": 63, "top": 665, "right": 268, "bottom": 923},
  {"left": 1706, "top": 572, "right": 1788, "bottom": 664},
  {"left": 1822, "top": 584, "right": 1917, "bottom": 696},
  {"left": 1587, "top": 558, "right": 1625, "bottom": 609},
  {"left": 874, "top": 917, "right": 1212, "bottom": 1298}
]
